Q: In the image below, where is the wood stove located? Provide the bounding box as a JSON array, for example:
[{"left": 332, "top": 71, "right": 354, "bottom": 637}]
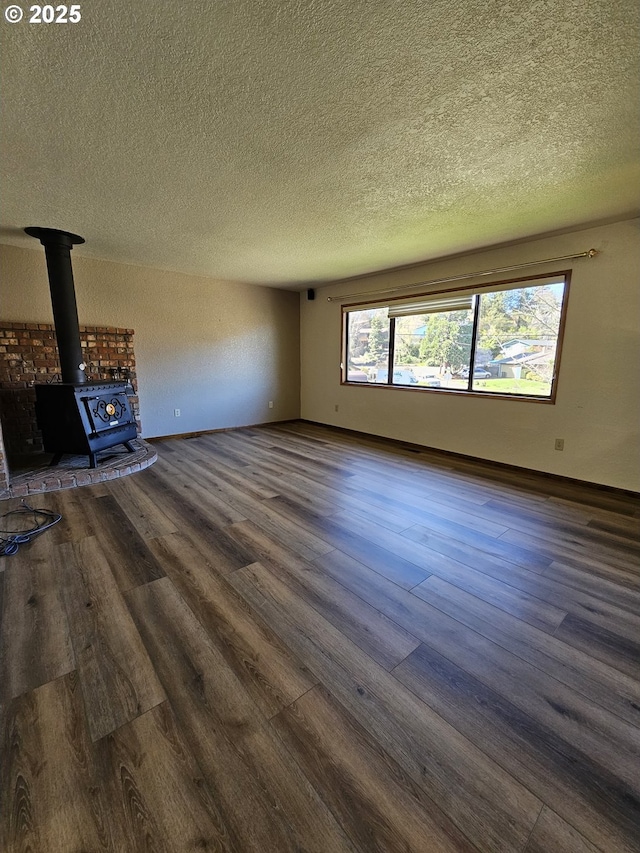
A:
[
  {"left": 35, "top": 381, "right": 137, "bottom": 469},
  {"left": 25, "top": 226, "right": 138, "bottom": 468}
]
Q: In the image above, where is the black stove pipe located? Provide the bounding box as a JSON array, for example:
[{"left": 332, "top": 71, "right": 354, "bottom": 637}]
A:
[{"left": 24, "top": 226, "right": 87, "bottom": 385}]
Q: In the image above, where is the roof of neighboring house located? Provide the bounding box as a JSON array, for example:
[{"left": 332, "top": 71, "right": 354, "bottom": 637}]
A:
[
  {"left": 491, "top": 350, "right": 555, "bottom": 365},
  {"left": 500, "top": 338, "right": 555, "bottom": 352}
]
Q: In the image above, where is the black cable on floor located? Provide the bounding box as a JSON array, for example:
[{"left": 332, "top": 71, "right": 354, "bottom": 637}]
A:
[{"left": 0, "top": 501, "right": 62, "bottom": 556}]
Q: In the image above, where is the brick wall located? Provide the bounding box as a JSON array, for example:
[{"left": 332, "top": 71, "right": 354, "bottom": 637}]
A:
[{"left": 0, "top": 322, "right": 140, "bottom": 463}]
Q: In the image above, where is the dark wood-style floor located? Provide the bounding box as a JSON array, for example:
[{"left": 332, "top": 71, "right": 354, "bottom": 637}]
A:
[{"left": 1, "top": 421, "right": 639, "bottom": 853}]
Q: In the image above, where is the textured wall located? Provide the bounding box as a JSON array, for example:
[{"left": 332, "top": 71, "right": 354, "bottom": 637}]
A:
[
  {"left": 0, "top": 246, "right": 300, "bottom": 439},
  {"left": 301, "top": 219, "right": 640, "bottom": 491}
]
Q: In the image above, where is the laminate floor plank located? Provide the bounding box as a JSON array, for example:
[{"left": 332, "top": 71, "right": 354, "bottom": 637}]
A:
[
  {"left": 195, "top": 434, "right": 347, "bottom": 518},
  {"left": 51, "top": 486, "right": 100, "bottom": 544},
  {"left": 168, "top": 438, "right": 282, "bottom": 502},
  {"left": 348, "top": 470, "right": 504, "bottom": 521},
  {"left": 288, "top": 468, "right": 436, "bottom": 531},
  {"left": 182, "top": 434, "right": 253, "bottom": 470},
  {"left": 306, "top": 461, "right": 434, "bottom": 514},
  {"left": 0, "top": 571, "right": 4, "bottom": 643},
  {"left": 400, "top": 523, "right": 640, "bottom": 642},
  {"left": 230, "top": 459, "right": 341, "bottom": 517},
  {"left": 0, "top": 493, "right": 48, "bottom": 515},
  {"left": 245, "top": 441, "right": 354, "bottom": 479},
  {"left": 80, "top": 493, "right": 166, "bottom": 591},
  {"left": 199, "top": 430, "right": 347, "bottom": 482},
  {"left": 288, "top": 471, "right": 419, "bottom": 531},
  {"left": 145, "top": 531, "right": 318, "bottom": 717},
  {"left": 273, "top": 421, "right": 432, "bottom": 465},
  {"left": 284, "top": 419, "right": 639, "bottom": 515},
  {"left": 125, "top": 576, "right": 357, "bottom": 853},
  {"left": 536, "top": 478, "right": 639, "bottom": 516},
  {"left": 106, "top": 473, "right": 179, "bottom": 539},
  {"left": 59, "top": 536, "right": 166, "bottom": 741},
  {"left": 554, "top": 611, "right": 640, "bottom": 679},
  {"left": 258, "top": 432, "right": 498, "bottom": 509},
  {"left": 0, "top": 492, "right": 70, "bottom": 550},
  {"left": 93, "top": 699, "right": 236, "bottom": 852},
  {"left": 500, "top": 526, "right": 640, "bottom": 579},
  {"left": 523, "top": 807, "right": 603, "bottom": 853},
  {"left": 440, "top": 454, "right": 637, "bottom": 516},
  {"left": 340, "top": 458, "right": 497, "bottom": 508},
  {"left": 264, "top": 494, "right": 430, "bottom": 588},
  {"left": 473, "top": 489, "right": 598, "bottom": 524},
  {"left": 401, "top": 590, "right": 640, "bottom": 789},
  {"left": 211, "top": 429, "right": 304, "bottom": 472},
  {"left": 561, "top": 594, "right": 640, "bottom": 646},
  {"left": 2, "top": 421, "right": 637, "bottom": 851},
  {"left": 144, "top": 458, "right": 249, "bottom": 527},
  {"left": 331, "top": 479, "right": 470, "bottom": 529},
  {"left": 335, "top": 510, "right": 567, "bottom": 632},
  {"left": 234, "top": 494, "right": 338, "bottom": 560},
  {"left": 398, "top": 515, "right": 546, "bottom": 579},
  {"left": 134, "top": 466, "right": 256, "bottom": 572},
  {"left": 229, "top": 560, "right": 543, "bottom": 853},
  {"left": 271, "top": 683, "right": 481, "bottom": 853},
  {"left": 0, "top": 533, "right": 75, "bottom": 704},
  {"left": 393, "top": 642, "right": 640, "bottom": 853},
  {"left": 226, "top": 433, "right": 362, "bottom": 487},
  {"left": 1, "top": 671, "right": 112, "bottom": 853},
  {"left": 585, "top": 510, "right": 640, "bottom": 540},
  {"left": 158, "top": 455, "right": 335, "bottom": 562},
  {"left": 243, "top": 427, "right": 341, "bottom": 460},
  {"left": 410, "top": 573, "right": 640, "bottom": 730},
  {"left": 404, "top": 520, "right": 552, "bottom": 574},
  {"left": 543, "top": 559, "right": 640, "bottom": 615},
  {"left": 246, "top": 423, "right": 334, "bottom": 451},
  {"left": 228, "top": 519, "right": 421, "bottom": 670},
  {"left": 262, "top": 424, "right": 394, "bottom": 462},
  {"left": 286, "top": 422, "right": 553, "bottom": 508},
  {"left": 485, "top": 497, "right": 640, "bottom": 556},
  {"left": 549, "top": 486, "right": 640, "bottom": 517},
  {"left": 1, "top": 671, "right": 237, "bottom": 853},
  {"left": 315, "top": 549, "right": 640, "bottom": 729}
]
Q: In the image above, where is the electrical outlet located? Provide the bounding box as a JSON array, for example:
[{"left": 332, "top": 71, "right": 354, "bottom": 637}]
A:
[
  {"left": 174, "top": 408, "right": 181, "bottom": 417},
  {"left": 268, "top": 400, "right": 274, "bottom": 409},
  {"left": 334, "top": 404, "right": 339, "bottom": 412},
  {"left": 554, "top": 438, "right": 564, "bottom": 451}
]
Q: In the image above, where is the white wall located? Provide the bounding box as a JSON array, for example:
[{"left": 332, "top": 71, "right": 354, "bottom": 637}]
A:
[
  {"left": 1, "top": 246, "right": 300, "bottom": 437},
  {"left": 301, "top": 219, "right": 640, "bottom": 491}
]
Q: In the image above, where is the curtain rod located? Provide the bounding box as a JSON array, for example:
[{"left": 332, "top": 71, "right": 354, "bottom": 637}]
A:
[{"left": 326, "top": 248, "right": 598, "bottom": 302}]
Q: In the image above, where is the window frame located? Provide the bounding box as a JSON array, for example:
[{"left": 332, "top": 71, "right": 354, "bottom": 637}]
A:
[{"left": 341, "top": 269, "right": 572, "bottom": 403}]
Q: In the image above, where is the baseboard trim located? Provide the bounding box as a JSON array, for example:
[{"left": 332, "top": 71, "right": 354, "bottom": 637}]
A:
[
  {"left": 145, "top": 419, "right": 295, "bottom": 443},
  {"left": 298, "top": 419, "right": 640, "bottom": 500}
]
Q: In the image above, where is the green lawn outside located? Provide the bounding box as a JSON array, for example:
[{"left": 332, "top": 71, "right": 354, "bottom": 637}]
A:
[{"left": 421, "top": 377, "right": 551, "bottom": 395}]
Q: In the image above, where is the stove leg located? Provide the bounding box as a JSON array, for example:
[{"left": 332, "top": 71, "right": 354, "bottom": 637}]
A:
[
  {"left": 49, "top": 452, "right": 63, "bottom": 467},
  {"left": 124, "top": 441, "right": 136, "bottom": 453},
  {"left": 89, "top": 452, "right": 98, "bottom": 469}
]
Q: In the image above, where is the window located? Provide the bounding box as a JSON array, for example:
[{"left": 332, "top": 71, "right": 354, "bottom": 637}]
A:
[
  {"left": 342, "top": 272, "right": 570, "bottom": 400},
  {"left": 346, "top": 306, "right": 389, "bottom": 383}
]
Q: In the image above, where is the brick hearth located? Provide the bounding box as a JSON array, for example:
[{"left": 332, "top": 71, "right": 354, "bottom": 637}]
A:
[{"left": 1, "top": 438, "right": 157, "bottom": 498}]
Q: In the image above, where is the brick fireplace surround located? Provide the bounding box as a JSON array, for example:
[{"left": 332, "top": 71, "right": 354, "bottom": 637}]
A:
[{"left": 0, "top": 321, "right": 156, "bottom": 498}]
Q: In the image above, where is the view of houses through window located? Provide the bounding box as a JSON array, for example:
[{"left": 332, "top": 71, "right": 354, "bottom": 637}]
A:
[{"left": 344, "top": 275, "right": 568, "bottom": 399}]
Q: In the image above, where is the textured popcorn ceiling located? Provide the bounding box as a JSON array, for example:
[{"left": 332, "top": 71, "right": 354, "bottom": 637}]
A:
[{"left": 1, "top": 0, "right": 638, "bottom": 288}]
